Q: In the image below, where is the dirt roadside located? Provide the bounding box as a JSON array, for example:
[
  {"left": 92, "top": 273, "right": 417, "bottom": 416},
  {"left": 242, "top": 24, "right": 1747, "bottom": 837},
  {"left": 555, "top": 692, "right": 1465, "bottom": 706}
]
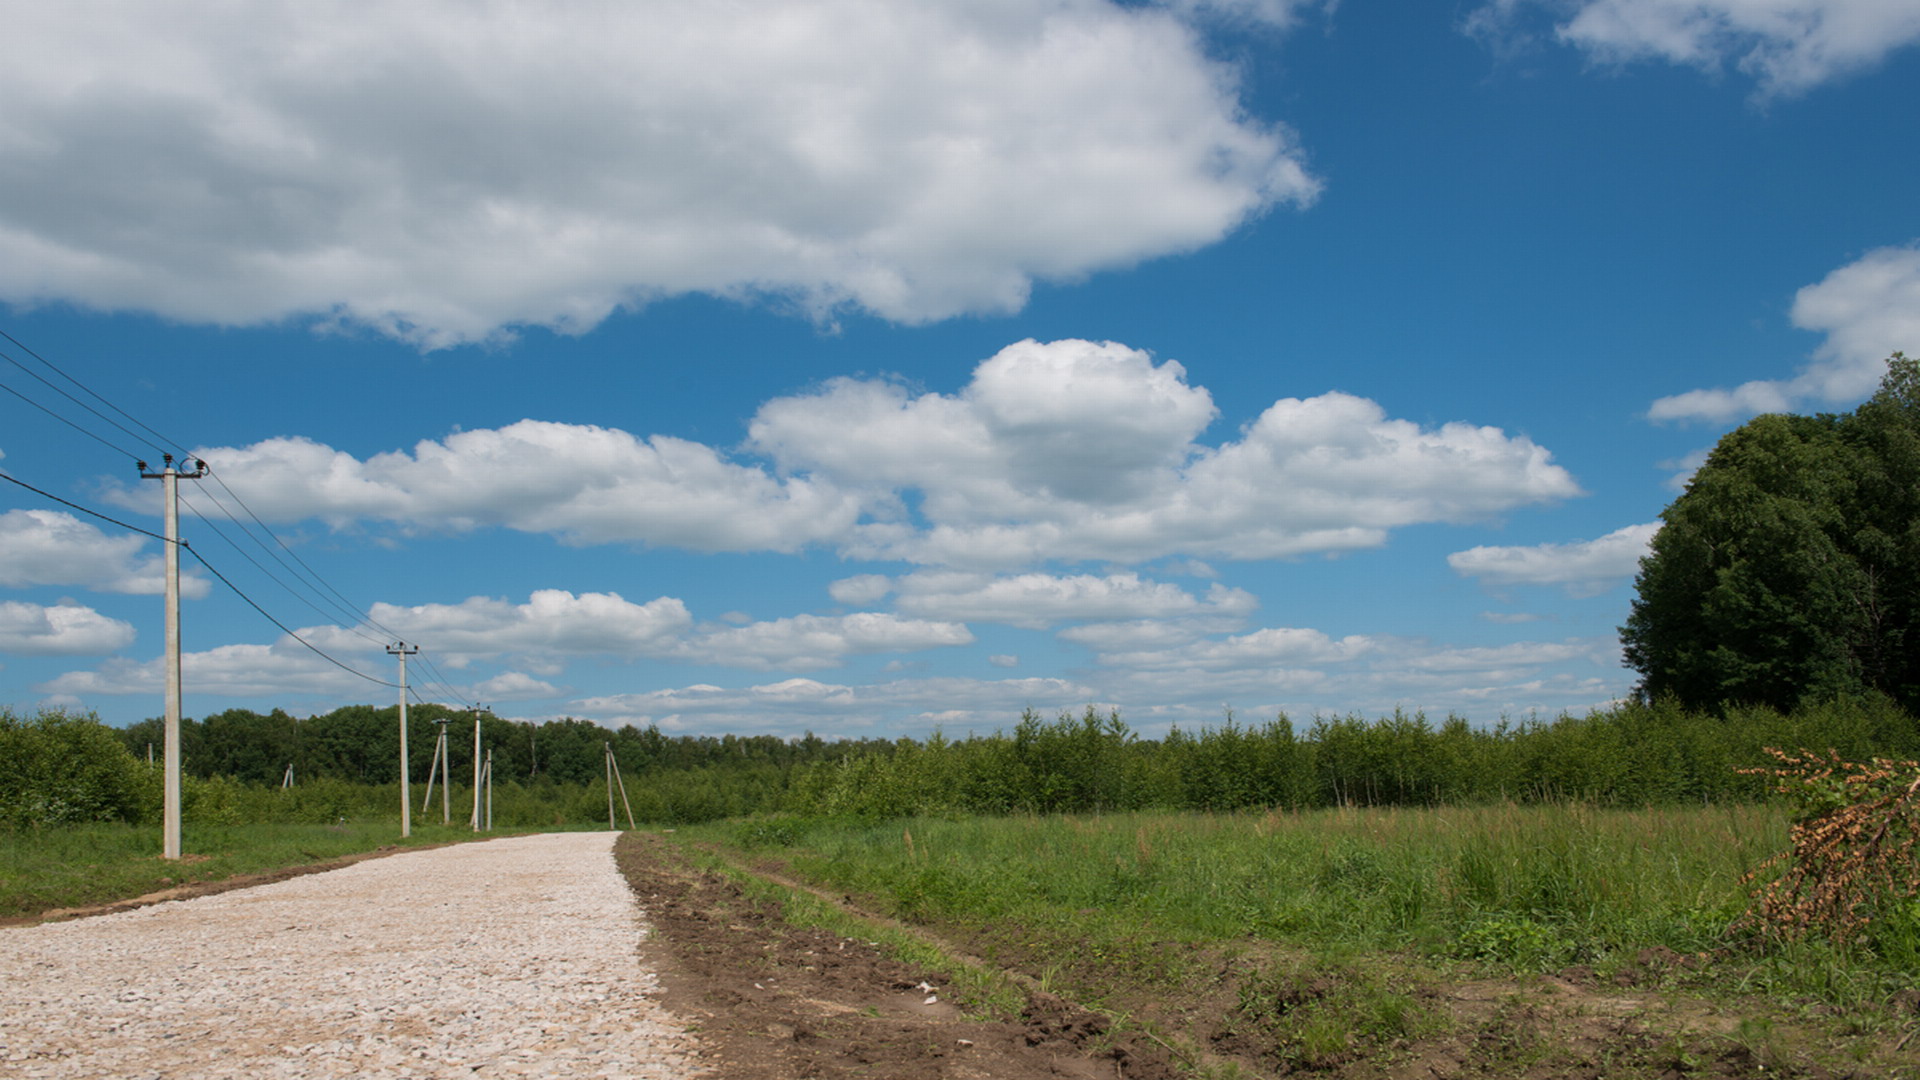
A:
[{"left": 614, "top": 830, "right": 1181, "bottom": 1080}]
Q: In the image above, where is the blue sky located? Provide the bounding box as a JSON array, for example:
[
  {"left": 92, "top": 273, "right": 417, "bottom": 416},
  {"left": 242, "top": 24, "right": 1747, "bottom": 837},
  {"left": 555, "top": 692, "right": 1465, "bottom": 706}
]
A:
[{"left": 2, "top": 0, "right": 1917, "bottom": 738}]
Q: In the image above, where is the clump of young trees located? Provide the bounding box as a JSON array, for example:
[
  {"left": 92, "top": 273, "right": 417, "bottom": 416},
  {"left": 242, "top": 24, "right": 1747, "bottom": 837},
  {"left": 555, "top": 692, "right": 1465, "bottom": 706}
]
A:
[{"left": 1624, "top": 353, "right": 1920, "bottom": 713}]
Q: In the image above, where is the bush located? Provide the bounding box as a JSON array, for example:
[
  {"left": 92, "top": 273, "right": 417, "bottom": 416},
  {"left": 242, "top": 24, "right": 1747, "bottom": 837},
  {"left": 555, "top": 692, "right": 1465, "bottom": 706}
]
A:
[{"left": 0, "top": 707, "right": 152, "bottom": 828}]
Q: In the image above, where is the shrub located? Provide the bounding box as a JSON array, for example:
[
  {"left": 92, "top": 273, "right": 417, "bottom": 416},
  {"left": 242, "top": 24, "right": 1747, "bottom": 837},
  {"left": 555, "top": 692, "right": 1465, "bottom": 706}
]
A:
[{"left": 0, "top": 707, "right": 151, "bottom": 827}]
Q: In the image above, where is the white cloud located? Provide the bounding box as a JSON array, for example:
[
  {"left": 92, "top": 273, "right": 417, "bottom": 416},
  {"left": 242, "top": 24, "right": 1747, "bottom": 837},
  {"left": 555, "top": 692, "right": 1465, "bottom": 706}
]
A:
[
  {"left": 1660, "top": 447, "right": 1713, "bottom": 491},
  {"left": 670, "top": 612, "right": 975, "bottom": 671},
  {"left": 1447, "top": 522, "right": 1658, "bottom": 596},
  {"left": 1649, "top": 243, "right": 1920, "bottom": 422},
  {"left": 988, "top": 654, "right": 1020, "bottom": 668},
  {"left": 881, "top": 570, "right": 1257, "bottom": 628},
  {"left": 471, "top": 672, "right": 563, "bottom": 701},
  {"left": 754, "top": 339, "right": 1581, "bottom": 565},
  {"left": 115, "top": 339, "right": 1579, "bottom": 567},
  {"left": 1474, "top": 0, "right": 1920, "bottom": 96},
  {"left": 571, "top": 674, "right": 1102, "bottom": 736},
  {"left": 345, "top": 589, "right": 692, "bottom": 664},
  {"left": 0, "top": 1, "right": 1317, "bottom": 347},
  {"left": 1092, "top": 625, "right": 1376, "bottom": 671},
  {"left": 1480, "top": 610, "right": 1546, "bottom": 623},
  {"left": 828, "top": 574, "right": 894, "bottom": 606},
  {"left": 0, "top": 509, "right": 209, "bottom": 598},
  {"left": 563, "top": 628, "right": 1628, "bottom": 736},
  {"left": 0, "top": 601, "right": 136, "bottom": 655},
  {"left": 137, "top": 422, "right": 863, "bottom": 552},
  {"left": 39, "top": 641, "right": 370, "bottom": 696}
]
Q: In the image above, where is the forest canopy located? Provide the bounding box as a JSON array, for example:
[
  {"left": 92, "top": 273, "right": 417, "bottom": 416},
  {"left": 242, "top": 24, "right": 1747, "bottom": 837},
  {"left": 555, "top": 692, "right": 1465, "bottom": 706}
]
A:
[{"left": 1623, "top": 354, "right": 1920, "bottom": 713}]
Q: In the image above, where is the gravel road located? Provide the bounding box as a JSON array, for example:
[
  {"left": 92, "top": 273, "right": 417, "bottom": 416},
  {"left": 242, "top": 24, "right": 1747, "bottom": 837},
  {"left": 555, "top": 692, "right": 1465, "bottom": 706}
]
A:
[{"left": 0, "top": 832, "right": 705, "bottom": 1079}]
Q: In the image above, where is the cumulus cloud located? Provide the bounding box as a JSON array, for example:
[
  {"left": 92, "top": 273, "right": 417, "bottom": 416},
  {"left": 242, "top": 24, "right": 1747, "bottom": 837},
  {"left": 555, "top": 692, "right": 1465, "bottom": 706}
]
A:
[
  {"left": 0, "top": 601, "right": 136, "bottom": 655},
  {"left": 877, "top": 570, "right": 1256, "bottom": 628},
  {"left": 1472, "top": 0, "right": 1920, "bottom": 95},
  {"left": 562, "top": 627, "right": 1627, "bottom": 736},
  {"left": 471, "top": 672, "right": 563, "bottom": 701},
  {"left": 1447, "top": 522, "right": 1658, "bottom": 596},
  {"left": 120, "top": 339, "right": 1578, "bottom": 567},
  {"left": 1649, "top": 243, "right": 1920, "bottom": 422},
  {"left": 571, "top": 674, "right": 1101, "bottom": 735},
  {"left": 670, "top": 613, "right": 975, "bottom": 671},
  {"left": 140, "top": 422, "right": 863, "bottom": 551},
  {"left": 0, "top": 1, "right": 1317, "bottom": 347},
  {"left": 753, "top": 339, "right": 1581, "bottom": 565},
  {"left": 39, "top": 640, "right": 378, "bottom": 697},
  {"left": 0, "top": 509, "right": 209, "bottom": 598},
  {"left": 332, "top": 590, "right": 692, "bottom": 664}
]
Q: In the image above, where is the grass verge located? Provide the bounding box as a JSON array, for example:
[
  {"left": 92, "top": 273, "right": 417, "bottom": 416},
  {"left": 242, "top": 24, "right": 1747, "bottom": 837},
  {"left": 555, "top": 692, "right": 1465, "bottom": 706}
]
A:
[
  {"left": 675, "top": 805, "right": 1920, "bottom": 1078},
  {"left": 0, "top": 821, "right": 542, "bottom": 919}
]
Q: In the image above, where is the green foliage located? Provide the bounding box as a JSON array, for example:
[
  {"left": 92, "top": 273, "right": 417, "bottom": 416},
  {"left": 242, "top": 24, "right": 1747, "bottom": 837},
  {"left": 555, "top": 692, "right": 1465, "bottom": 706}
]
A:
[
  {"left": 783, "top": 698, "right": 1920, "bottom": 819},
  {"left": 0, "top": 707, "right": 152, "bottom": 828},
  {"left": 1625, "top": 353, "right": 1920, "bottom": 713}
]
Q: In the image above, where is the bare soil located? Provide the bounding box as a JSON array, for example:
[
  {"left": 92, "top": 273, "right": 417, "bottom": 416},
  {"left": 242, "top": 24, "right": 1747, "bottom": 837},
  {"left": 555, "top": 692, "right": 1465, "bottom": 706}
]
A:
[{"left": 614, "top": 830, "right": 1181, "bottom": 1079}]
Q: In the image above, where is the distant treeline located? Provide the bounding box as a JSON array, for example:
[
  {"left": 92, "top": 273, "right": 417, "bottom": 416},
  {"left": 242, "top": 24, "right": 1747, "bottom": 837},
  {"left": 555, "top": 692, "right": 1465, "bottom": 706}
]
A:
[
  {"left": 114, "top": 704, "right": 893, "bottom": 787},
  {"left": 7, "top": 696, "right": 1917, "bottom": 830},
  {"left": 788, "top": 696, "right": 1920, "bottom": 818}
]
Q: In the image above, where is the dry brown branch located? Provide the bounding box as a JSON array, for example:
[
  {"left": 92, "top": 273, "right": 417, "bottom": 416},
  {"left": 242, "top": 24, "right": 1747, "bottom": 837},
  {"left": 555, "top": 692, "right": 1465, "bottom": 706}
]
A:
[{"left": 1735, "top": 748, "right": 1920, "bottom": 944}]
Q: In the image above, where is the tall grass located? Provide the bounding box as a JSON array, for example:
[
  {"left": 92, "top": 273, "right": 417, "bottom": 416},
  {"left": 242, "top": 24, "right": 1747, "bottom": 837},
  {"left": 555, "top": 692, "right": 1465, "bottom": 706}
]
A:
[{"left": 716, "top": 804, "right": 1787, "bottom": 971}]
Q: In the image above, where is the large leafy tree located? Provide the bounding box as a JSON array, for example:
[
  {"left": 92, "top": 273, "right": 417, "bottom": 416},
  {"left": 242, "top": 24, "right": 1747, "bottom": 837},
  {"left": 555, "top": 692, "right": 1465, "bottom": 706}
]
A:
[{"left": 1623, "top": 354, "right": 1920, "bottom": 712}]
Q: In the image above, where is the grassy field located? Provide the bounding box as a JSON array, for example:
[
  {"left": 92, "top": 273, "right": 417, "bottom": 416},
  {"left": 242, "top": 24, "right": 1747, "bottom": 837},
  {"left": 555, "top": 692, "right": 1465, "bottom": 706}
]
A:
[
  {"left": 0, "top": 821, "right": 527, "bottom": 918},
  {"left": 680, "top": 803, "right": 1920, "bottom": 1077}
]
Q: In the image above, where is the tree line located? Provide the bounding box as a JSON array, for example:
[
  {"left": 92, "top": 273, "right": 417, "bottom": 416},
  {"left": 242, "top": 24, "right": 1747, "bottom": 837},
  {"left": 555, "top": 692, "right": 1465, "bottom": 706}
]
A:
[
  {"left": 11, "top": 694, "right": 1917, "bottom": 830},
  {"left": 113, "top": 704, "right": 889, "bottom": 788}
]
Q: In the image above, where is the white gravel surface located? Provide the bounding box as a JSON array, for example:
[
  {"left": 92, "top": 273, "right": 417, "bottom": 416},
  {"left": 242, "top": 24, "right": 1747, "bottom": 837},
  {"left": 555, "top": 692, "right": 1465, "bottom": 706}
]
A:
[{"left": 0, "top": 831, "right": 705, "bottom": 1079}]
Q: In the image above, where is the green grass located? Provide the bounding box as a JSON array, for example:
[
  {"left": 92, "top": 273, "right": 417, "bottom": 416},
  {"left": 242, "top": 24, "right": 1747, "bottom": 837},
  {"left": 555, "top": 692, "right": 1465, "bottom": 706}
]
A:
[
  {"left": 676, "top": 803, "right": 1920, "bottom": 1076},
  {"left": 709, "top": 804, "right": 1783, "bottom": 967},
  {"left": 0, "top": 820, "right": 526, "bottom": 918}
]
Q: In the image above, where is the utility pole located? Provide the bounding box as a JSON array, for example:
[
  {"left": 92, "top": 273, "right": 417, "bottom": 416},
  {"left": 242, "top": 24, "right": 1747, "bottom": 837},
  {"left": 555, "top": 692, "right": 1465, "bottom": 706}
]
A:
[
  {"left": 388, "top": 642, "right": 418, "bottom": 838},
  {"left": 139, "top": 454, "right": 206, "bottom": 861},
  {"left": 469, "top": 705, "right": 485, "bottom": 831}
]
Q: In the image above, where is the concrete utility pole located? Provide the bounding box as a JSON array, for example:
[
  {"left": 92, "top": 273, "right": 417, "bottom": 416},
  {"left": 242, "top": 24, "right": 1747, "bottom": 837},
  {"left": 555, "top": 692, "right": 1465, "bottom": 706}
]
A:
[
  {"left": 139, "top": 454, "right": 206, "bottom": 861},
  {"left": 388, "top": 643, "right": 419, "bottom": 838},
  {"left": 469, "top": 705, "right": 485, "bottom": 832},
  {"left": 422, "top": 717, "right": 452, "bottom": 824}
]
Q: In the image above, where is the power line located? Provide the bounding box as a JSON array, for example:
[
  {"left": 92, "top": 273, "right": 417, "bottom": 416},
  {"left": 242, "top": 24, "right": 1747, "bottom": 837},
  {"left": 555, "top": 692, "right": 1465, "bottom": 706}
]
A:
[
  {"left": 183, "top": 544, "right": 399, "bottom": 689},
  {"left": 1, "top": 466, "right": 397, "bottom": 689},
  {"left": 0, "top": 326, "right": 189, "bottom": 458},
  {"left": 0, "top": 342, "right": 170, "bottom": 458},
  {"left": 198, "top": 463, "right": 404, "bottom": 642},
  {"left": 177, "top": 488, "right": 387, "bottom": 649},
  {"left": 0, "top": 324, "right": 407, "bottom": 653},
  {"left": 0, "top": 376, "right": 145, "bottom": 460},
  {"left": 0, "top": 471, "right": 171, "bottom": 544}
]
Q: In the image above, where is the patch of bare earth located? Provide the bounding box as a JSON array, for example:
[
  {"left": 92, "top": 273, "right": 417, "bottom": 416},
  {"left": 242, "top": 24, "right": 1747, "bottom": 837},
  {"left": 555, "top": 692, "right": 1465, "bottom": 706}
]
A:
[
  {"left": 619, "top": 835, "right": 1920, "bottom": 1080},
  {"left": 614, "top": 831, "right": 1180, "bottom": 1079}
]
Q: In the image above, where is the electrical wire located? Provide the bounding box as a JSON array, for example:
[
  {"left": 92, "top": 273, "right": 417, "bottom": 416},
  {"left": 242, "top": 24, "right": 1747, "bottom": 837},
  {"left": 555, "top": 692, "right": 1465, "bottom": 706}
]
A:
[
  {"left": 177, "top": 488, "right": 388, "bottom": 648},
  {"left": 0, "top": 326, "right": 467, "bottom": 699},
  {"left": 0, "top": 376, "right": 145, "bottom": 461},
  {"left": 0, "top": 327, "right": 189, "bottom": 458},
  {"left": 1, "top": 466, "right": 398, "bottom": 689},
  {"left": 0, "top": 471, "right": 171, "bottom": 544},
  {"left": 181, "top": 544, "right": 399, "bottom": 688},
  {"left": 199, "top": 463, "right": 405, "bottom": 642}
]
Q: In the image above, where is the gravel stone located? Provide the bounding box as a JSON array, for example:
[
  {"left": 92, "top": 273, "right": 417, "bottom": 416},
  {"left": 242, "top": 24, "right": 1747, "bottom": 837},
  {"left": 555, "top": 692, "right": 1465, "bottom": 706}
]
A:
[{"left": 0, "top": 831, "right": 706, "bottom": 1078}]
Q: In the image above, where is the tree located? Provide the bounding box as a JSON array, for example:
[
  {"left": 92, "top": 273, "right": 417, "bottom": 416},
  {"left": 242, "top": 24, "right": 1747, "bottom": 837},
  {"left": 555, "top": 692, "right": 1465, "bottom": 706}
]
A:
[{"left": 1623, "top": 354, "right": 1920, "bottom": 712}]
